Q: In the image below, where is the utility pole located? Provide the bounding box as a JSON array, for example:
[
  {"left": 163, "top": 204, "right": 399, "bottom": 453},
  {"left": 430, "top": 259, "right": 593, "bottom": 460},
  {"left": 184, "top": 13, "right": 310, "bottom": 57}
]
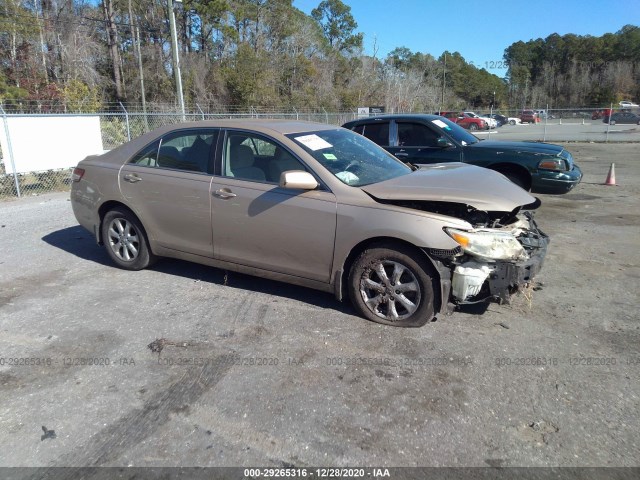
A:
[
  {"left": 168, "top": 0, "right": 185, "bottom": 118},
  {"left": 490, "top": 90, "right": 495, "bottom": 117}
]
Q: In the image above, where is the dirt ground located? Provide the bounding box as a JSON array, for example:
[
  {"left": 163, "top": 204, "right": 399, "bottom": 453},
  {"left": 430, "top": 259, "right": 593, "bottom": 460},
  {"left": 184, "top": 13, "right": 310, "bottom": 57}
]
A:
[{"left": 0, "top": 143, "right": 638, "bottom": 474}]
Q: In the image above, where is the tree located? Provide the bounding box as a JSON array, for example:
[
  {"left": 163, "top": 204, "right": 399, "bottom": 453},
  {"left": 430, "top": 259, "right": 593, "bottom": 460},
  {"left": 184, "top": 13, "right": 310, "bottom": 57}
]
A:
[
  {"left": 311, "top": 0, "right": 362, "bottom": 52},
  {"left": 101, "top": 0, "right": 125, "bottom": 101}
]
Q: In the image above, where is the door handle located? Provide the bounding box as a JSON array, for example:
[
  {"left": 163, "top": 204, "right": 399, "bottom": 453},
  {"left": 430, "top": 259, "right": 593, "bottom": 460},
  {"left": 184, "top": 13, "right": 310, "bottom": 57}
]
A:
[
  {"left": 395, "top": 152, "right": 409, "bottom": 157},
  {"left": 213, "top": 188, "right": 237, "bottom": 199},
  {"left": 123, "top": 173, "right": 142, "bottom": 183}
]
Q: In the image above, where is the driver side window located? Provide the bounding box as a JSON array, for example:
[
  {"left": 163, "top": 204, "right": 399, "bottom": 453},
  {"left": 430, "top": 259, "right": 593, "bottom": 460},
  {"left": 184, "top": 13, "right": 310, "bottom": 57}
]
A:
[
  {"left": 397, "top": 123, "right": 440, "bottom": 147},
  {"left": 223, "top": 132, "right": 306, "bottom": 183}
]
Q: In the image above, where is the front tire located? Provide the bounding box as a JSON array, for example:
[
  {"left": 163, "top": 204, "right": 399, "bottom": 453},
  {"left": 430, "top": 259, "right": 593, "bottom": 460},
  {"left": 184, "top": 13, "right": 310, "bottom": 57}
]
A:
[
  {"left": 102, "top": 208, "right": 156, "bottom": 270},
  {"left": 348, "top": 245, "right": 436, "bottom": 327},
  {"left": 469, "top": 123, "right": 478, "bottom": 131},
  {"left": 498, "top": 169, "right": 531, "bottom": 191}
]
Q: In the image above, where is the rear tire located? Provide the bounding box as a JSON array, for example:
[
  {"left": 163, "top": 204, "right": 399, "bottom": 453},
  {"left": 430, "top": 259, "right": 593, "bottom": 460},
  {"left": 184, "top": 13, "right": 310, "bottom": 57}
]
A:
[
  {"left": 509, "top": 120, "right": 516, "bottom": 125},
  {"left": 348, "top": 244, "right": 436, "bottom": 327},
  {"left": 102, "top": 208, "right": 156, "bottom": 270}
]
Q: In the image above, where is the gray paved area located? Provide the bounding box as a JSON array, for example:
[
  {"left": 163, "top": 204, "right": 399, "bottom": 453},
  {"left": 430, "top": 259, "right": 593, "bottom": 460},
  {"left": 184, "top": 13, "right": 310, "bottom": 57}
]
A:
[{"left": 474, "top": 121, "right": 640, "bottom": 142}]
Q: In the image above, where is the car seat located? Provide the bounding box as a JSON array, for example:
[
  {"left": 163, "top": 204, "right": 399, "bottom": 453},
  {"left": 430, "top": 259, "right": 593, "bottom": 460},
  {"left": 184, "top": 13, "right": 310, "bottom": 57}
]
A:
[
  {"left": 228, "top": 144, "right": 265, "bottom": 181},
  {"left": 268, "top": 147, "right": 302, "bottom": 183}
]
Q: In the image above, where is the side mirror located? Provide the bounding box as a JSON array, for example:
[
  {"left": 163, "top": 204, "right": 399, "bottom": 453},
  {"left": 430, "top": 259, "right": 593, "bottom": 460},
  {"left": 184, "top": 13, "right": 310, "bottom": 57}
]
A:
[
  {"left": 279, "top": 170, "right": 319, "bottom": 190},
  {"left": 436, "top": 138, "right": 454, "bottom": 148}
]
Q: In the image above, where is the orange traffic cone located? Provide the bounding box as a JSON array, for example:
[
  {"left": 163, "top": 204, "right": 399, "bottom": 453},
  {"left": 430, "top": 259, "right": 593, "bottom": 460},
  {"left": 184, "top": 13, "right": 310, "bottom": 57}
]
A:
[{"left": 604, "top": 163, "right": 616, "bottom": 186}]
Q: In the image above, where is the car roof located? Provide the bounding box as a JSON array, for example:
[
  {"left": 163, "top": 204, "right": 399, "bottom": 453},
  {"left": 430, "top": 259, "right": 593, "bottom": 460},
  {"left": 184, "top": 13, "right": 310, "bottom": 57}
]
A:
[
  {"left": 92, "top": 119, "right": 342, "bottom": 167},
  {"left": 146, "top": 119, "right": 340, "bottom": 137}
]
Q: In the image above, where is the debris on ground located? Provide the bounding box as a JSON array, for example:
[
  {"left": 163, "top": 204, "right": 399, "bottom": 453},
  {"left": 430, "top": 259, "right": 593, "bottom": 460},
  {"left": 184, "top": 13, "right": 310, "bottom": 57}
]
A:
[
  {"left": 517, "top": 420, "right": 560, "bottom": 446},
  {"left": 41, "top": 426, "right": 56, "bottom": 441},
  {"left": 147, "top": 338, "right": 196, "bottom": 354}
]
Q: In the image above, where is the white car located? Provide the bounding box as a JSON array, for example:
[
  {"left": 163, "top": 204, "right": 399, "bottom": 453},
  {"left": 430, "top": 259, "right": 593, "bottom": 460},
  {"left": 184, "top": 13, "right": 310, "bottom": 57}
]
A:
[
  {"left": 481, "top": 114, "right": 521, "bottom": 126},
  {"left": 619, "top": 101, "right": 639, "bottom": 109},
  {"left": 465, "top": 111, "right": 497, "bottom": 128}
]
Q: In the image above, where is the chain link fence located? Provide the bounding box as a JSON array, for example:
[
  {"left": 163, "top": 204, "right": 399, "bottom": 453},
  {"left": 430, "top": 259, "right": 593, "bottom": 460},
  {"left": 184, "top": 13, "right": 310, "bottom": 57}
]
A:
[
  {"left": 0, "top": 107, "right": 358, "bottom": 199},
  {"left": 2, "top": 104, "right": 638, "bottom": 200}
]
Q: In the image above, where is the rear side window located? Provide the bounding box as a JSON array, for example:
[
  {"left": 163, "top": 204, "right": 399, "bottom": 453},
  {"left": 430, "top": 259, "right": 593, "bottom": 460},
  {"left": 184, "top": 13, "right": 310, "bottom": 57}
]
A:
[
  {"left": 352, "top": 124, "right": 365, "bottom": 135},
  {"left": 130, "top": 140, "right": 160, "bottom": 166},
  {"left": 157, "top": 130, "right": 217, "bottom": 173},
  {"left": 361, "top": 122, "right": 389, "bottom": 146}
]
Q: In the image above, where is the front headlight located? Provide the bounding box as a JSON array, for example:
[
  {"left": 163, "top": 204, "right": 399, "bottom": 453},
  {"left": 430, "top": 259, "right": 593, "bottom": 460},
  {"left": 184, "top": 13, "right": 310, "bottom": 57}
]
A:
[
  {"left": 538, "top": 157, "right": 568, "bottom": 171},
  {"left": 445, "top": 228, "right": 526, "bottom": 261}
]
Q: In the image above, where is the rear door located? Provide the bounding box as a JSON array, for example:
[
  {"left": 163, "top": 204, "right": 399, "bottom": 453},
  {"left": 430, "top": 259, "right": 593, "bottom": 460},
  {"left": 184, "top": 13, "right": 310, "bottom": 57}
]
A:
[
  {"left": 119, "top": 129, "right": 218, "bottom": 257},
  {"left": 386, "top": 120, "right": 462, "bottom": 164},
  {"left": 351, "top": 121, "right": 391, "bottom": 148}
]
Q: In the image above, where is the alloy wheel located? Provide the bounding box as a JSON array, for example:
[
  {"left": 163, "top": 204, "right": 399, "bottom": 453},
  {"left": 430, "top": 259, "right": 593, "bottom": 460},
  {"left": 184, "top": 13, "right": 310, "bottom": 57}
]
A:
[
  {"left": 359, "top": 260, "right": 421, "bottom": 322},
  {"left": 107, "top": 217, "right": 140, "bottom": 262}
]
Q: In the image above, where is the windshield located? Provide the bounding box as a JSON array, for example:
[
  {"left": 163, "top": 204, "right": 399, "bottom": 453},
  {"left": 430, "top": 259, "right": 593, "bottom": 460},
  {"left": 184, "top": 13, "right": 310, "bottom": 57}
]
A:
[
  {"left": 431, "top": 116, "right": 479, "bottom": 145},
  {"left": 287, "top": 129, "right": 411, "bottom": 187}
]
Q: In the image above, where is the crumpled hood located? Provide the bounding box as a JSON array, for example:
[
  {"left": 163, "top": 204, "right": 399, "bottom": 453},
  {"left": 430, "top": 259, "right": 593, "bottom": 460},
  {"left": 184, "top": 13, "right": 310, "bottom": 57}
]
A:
[
  {"left": 361, "top": 163, "right": 536, "bottom": 212},
  {"left": 468, "top": 140, "right": 564, "bottom": 156}
]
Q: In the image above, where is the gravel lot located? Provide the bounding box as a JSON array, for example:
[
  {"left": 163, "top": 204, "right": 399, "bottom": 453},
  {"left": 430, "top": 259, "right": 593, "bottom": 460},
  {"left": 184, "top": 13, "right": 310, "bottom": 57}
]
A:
[{"left": 0, "top": 143, "right": 638, "bottom": 471}]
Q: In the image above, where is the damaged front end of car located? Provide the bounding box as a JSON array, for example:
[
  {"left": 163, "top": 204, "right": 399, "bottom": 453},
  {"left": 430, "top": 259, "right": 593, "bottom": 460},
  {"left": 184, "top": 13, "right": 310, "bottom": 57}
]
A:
[
  {"left": 443, "top": 210, "right": 548, "bottom": 304},
  {"left": 379, "top": 198, "right": 549, "bottom": 306},
  {"left": 360, "top": 163, "right": 549, "bottom": 309}
]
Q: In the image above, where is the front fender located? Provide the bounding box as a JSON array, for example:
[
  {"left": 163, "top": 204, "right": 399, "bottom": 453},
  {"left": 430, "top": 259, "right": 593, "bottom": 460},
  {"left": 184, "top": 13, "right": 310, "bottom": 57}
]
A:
[{"left": 332, "top": 203, "right": 469, "bottom": 274}]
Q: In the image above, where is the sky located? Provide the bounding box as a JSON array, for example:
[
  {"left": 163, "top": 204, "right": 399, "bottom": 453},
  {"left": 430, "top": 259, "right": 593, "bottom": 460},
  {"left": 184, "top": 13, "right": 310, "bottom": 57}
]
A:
[{"left": 292, "top": 0, "right": 640, "bottom": 77}]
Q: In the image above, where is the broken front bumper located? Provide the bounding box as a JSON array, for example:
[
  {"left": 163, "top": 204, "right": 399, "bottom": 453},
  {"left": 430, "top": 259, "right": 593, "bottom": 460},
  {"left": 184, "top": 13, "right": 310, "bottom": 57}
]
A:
[
  {"left": 449, "top": 216, "right": 549, "bottom": 304},
  {"left": 485, "top": 237, "right": 548, "bottom": 302}
]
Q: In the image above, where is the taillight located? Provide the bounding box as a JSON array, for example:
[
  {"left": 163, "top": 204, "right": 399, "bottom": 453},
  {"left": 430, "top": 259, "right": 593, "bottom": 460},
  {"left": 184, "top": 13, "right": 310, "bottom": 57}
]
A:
[{"left": 71, "top": 167, "right": 85, "bottom": 182}]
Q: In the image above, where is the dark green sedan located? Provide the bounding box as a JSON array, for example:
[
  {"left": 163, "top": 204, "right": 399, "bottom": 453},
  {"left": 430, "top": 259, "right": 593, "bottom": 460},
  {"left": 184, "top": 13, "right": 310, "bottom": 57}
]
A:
[{"left": 342, "top": 114, "right": 582, "bottom": 194}]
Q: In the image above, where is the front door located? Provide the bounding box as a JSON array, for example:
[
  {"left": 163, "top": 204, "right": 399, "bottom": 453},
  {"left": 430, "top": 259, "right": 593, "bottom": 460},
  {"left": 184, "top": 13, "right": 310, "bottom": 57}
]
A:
[{"left": 210, "top": 130, "right": 337, "bottom": 283}]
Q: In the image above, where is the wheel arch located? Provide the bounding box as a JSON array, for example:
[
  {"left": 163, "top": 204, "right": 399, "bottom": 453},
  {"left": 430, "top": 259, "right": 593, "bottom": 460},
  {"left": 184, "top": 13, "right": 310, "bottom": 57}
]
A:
[
  {"left": 335, "top": 236, "right": 443, "bottom": 313},
  {"left": 97, "top": 201, "right": 152, "bottom": 248},
  {"left": 487, "top": 162, "right": 532, "bottom": 190}
]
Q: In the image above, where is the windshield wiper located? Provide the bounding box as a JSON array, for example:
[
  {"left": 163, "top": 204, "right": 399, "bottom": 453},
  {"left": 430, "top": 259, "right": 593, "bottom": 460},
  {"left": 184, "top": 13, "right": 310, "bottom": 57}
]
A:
[{"left": 406, "top": 162, "right": 419, "bottom": 171}]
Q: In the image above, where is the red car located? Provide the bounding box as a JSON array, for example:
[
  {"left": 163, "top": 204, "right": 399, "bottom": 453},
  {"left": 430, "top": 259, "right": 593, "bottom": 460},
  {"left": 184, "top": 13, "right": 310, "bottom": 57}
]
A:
[
  {"left": 520, "top": 110, "right": 540, "bottom": 123},
  {"left": 437, "top": 111, "right": 488, "bottom": 131}
]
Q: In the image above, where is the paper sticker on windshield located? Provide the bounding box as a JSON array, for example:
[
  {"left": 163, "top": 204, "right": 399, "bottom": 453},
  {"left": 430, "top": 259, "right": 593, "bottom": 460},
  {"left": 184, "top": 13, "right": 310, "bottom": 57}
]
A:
[
  {"left": 295, "top": 134, "right": 332, "bottom": 151},
  {"left": 323, "top": 153, "right": 337, "bottom": 160},
  {"left": 432, "top": 119, "right": 450, "bottom": 129}
]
